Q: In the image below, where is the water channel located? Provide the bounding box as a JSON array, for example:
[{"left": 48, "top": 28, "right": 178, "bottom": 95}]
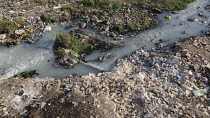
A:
[{"left": 0, "top": 0, "right": 209, "bottom": 79}]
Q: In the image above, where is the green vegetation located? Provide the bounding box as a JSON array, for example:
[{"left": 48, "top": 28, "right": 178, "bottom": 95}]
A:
[
  {"left": 0, "top": 19, "right": 18, "bottom": 34},
  {"left": 61, "top": 5, "right": 75, "bottom": 11},
  {"left": 133, "top": 0, "right": 196, "bottom": 10},
  {"left": 114, "top": 10, "right": 153, "bottom": 33},
  {"left": 40, "top": 14, "right": 52, "bottom": 23},
  {"left": 0, "top": 18, "right": 29, "bottom": 34},
  {"left": 34, "top": 0, "right": 72, "bottom": 6},
  {"left": 79, "top": 0, "right": 123, "bottom": 10},
  {"left": 54, "top": 32, "right": 90, "bottom": 56},
  {"left": 10, "top": 70, "right": 39, "bottom": 79},
  {"left": 14, "top": 18, "right": 29, "bottom": 28}
]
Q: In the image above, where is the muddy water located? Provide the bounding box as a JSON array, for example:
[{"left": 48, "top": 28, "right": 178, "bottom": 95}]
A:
[{"left": 0, "top": 0, "right": 209, "bottom": 79}]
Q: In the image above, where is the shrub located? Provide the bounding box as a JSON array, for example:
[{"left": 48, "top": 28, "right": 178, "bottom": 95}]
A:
[
  {"left": 40, "top": 14, "right": 51, "bottom": 23},
  {"left": 81, "top": 0, "right": 123, "bottom": 10},
  {"left": 0, "top": 19, "right": 18, "bottom": 34},
  {"left": 54, "top": 33, "right": 89, "bottom": 55},
  {"left": 14, "top": 18, "right": 29, "bottom": 27},
  {"left": 133, "top": 0, "right": 195, "bottom": 10}
]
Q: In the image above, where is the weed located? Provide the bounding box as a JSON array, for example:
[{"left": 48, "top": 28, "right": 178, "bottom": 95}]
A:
[
  {"left": 40, "top": 14, "right": 51, "bottom": 23},
  {"left": 0, "top": 19, "right": 18, "bottom": 34},
  {"left": 54, "top": 32, "right": 89, "bottom": 56},
  {"left": 80, "top": 0, "right": 123, "bottom": 10},
  {"left": 133, "top": 0, "right": 195, "bottom": 10}
]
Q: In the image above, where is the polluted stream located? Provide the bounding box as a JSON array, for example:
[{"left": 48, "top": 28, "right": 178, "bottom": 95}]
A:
[{"left": 0, "top": 0, "right": 210, "bottom": 79}]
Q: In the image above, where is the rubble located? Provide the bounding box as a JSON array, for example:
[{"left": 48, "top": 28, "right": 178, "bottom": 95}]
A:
[{"left": 0, "top": 36, "right": 208, "bottom": 117}]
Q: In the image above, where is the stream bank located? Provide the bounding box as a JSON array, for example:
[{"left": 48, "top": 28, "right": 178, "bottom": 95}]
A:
[
  {"left": 1, "top": 0, "right": 210, "bottom": 79},
  {"left": 0, "top": 0, "right": 210, "bottom": 117},
  {"left": 0, "top": 36, "right": 209, "bottom": 117}
]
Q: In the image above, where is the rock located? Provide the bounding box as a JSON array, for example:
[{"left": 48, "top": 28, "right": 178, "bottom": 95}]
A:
[
  {"left": 80, "top": 23, "right": 86, "bottom": 29},
  {"left": 138, "top": 72, "right": 145, "bottom": 80},
  {"left": 104, "top": 26, "right": 109, "bottom": 32},
  {"left": 0, "top": 68, "right": 4, "bottom": 75},
  {"left": 205, "top": 31, "right": 210, "bottom": 36},
  {"left": 111, "top": 32, "right": 117, "bottom": 37},
  {"left": 56, "top": 54, "right": 78, "bottom": 68},
  {"left": 205, "top": 5, "right": 210, "bottom": 10},
  {"left": 106, "top": 20, "right": 110, "bottom": 25},
  {"left": 151, "top": 8, "right": 163, "bottom": 13},
  {"left": 172, "top": 11, "right": 178, "bottom": 14},
  {"left": 97, "top": 53, "right": 112, "bottom": 62},
  {"left": 198, "top": 12, "right": 207, "bottom": 17},
  {"left": 188, "top": 18, "right": 195, "bottom": 21}
]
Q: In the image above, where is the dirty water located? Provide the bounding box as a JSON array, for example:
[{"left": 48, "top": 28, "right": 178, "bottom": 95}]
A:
[{"left": 0, "top": 0, "right": 210, "bottom": 79}]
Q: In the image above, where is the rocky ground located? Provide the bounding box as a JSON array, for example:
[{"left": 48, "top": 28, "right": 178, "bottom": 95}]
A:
[
  {"left": 0, "top": 0, "right": 157, "bottom": 43},
  {"left": 0, "top": 0, "right": 158, "bottom": 68},
  {"left": 0, "top": 36, "right": 209, "bottom": 117}
]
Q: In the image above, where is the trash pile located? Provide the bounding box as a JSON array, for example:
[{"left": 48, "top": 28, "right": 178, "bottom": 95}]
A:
[
  {"left": 0, "top": 0, "right": 60, "bottom": 47},
  {"left": 0, "top": 36, "right": 209, "bottom": 117},
  {"left": 61, "top": 37, "right": 210, "bottom": 117},
  {"left": 0, "top": 18, "right": 53, "bottom": 47},
  {"left": 0, "top": 77, "right": 60, "bottom": 117}
]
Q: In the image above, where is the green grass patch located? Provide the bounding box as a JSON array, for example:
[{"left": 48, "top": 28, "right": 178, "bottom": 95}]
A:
[
  {"left": 10, "top": 70, "right": 39, "bottom": 79},
  {"left": 14, "top": 18, "right": 29, "bottom": 28},
  {"left": 133, "top": 0, "right": 196, "bottom": 10},
  {"left": 34, "top": 0, "right": 72, "bottom": 6},
  {"left": 79, "top": 0, "right": 123, "bottom": 10},
  {"left": 54, "top": 32, "right": 90, "bottom": 56},
  {"left": 40, "top": 14, "right": 52, "bottom": 23},
  {"left": 0, "top": 19, "right": 18, "bottom": 34}
]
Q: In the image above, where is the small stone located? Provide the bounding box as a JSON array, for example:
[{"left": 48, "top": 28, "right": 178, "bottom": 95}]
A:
[
  {"left": 41, "top": 102, "right": 46, "bottom": 109},
  {"left": 172, "top": 11, "right": 178, "bottom": 14},
  {"left": 72, "top": 102, "right": 78, "bottom": 107},
  {"left": 80, "top": 23, "right": 86, "bottom": 29}
]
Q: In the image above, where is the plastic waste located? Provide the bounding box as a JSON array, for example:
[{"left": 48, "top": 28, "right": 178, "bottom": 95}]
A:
[
  {"left": 53, "top": 5, "right": 61, "bottom": 9},
  {"left": 192, "top": 89, "right": 204, "bottom": 97},
  {"left": 15, "top": 29, "right": 25, "bottom": 35},
  {"left": 153, "top": 89, "right": 160, "bottom": 94},
  {"left": 164, "top": 15, "right": 171, "bottom": 20},
  {"left": 0, "top": 34, "right": 7, "bottom": 40},
  {"left": 205, "top": 63, "right": 210, "bottom": 69},
  {"left": 150, "top": 100, "right": 157, "bottom": 104},
  {"left": 203, "top": 87, "right": 209, "bottom": 93},
  {"left": 199, "top": 76, "right": 208, "bottom": 82},
  {"left": 43, "top": 25, "right": 52, "bottom": 32},
  {"left": 114, "top": 98, "right": 126, "bottom": 103},
  {"left": 144, "top": 113, "right": 152, "bottom": 118}
]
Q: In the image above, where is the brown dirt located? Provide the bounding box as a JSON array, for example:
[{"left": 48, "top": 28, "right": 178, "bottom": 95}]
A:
[{"left": 174, "top": 36, "right": 210, "bottom": 65}]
